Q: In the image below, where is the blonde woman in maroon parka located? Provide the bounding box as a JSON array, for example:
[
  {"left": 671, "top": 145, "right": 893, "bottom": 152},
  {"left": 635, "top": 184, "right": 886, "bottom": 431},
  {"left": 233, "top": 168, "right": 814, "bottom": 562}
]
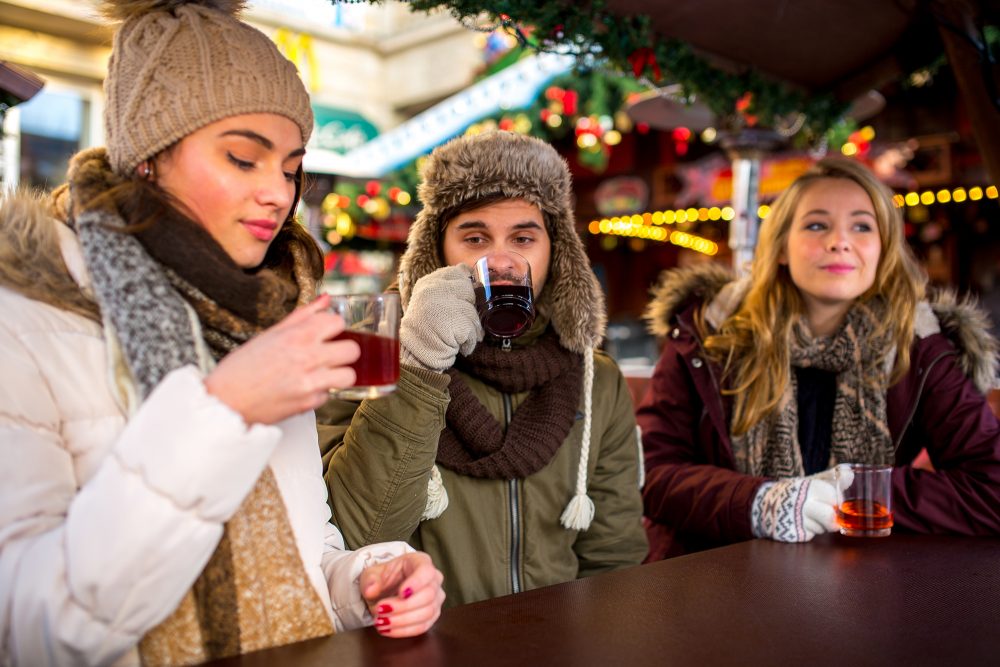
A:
[{"left": 639, "top": 158, "right": 1000, "bottom": 560}]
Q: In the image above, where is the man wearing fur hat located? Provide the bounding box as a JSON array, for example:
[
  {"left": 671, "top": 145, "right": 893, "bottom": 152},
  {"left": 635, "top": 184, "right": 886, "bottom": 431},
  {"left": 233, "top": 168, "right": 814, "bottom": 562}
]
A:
[{"left": 320, "top": 131, "right": 647, "bottom": 607}]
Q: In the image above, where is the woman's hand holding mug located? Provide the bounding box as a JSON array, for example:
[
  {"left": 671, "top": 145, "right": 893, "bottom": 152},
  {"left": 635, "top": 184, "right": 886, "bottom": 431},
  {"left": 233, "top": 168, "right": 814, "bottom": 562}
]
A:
[{"left": 204, "top": 294, "right": 360, "bottom": 424}]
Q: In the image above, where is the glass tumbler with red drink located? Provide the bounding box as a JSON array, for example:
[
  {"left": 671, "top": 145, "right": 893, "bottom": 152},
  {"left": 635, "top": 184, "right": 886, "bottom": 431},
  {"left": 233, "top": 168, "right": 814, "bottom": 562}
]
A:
[
  {"left": 472, "top": 252, "right": 535, "bottom": 341},
  {"left": 834, "top": 463, "right": 893, "bottom": 537},
  {"left": 328, "top": 293, "right": 400, "bottom": 400}
]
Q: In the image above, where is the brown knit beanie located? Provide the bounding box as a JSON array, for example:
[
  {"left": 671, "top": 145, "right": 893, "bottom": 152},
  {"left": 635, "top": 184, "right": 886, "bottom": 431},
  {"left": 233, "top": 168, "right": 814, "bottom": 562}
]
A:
[{"left": 101, "top": 0, "right": 313, "bottom": 176}]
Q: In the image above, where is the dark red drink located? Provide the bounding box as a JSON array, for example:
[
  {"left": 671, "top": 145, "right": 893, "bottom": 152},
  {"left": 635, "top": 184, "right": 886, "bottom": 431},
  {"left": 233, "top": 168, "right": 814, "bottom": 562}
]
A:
[
  {"left": 836, "top": 499, "right": 893, "bottom": 536},
  {"left": 475, "top": 284, "right": 534, "bottom": 338},
  {"left": 336, "top": 330, "right": 400, "bottom": 387}
]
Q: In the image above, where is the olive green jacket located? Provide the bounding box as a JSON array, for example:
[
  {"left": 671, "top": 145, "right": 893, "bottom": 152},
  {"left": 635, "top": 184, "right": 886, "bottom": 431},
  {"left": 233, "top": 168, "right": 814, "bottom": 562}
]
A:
[{"left": 318, "top": 329, "right": 647, "bottom": 607}]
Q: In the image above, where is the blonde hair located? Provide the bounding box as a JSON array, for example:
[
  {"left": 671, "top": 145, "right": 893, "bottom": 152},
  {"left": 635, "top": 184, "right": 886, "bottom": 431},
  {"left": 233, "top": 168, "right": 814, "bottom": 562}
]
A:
[{"left": 705, "top": 157, "right": 926, "bottom": 436}]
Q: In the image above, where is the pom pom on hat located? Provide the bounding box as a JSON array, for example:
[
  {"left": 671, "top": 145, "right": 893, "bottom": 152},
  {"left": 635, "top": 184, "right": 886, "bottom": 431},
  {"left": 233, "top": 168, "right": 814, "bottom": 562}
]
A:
[{"left": 100, "top": 0, "right": 247, "bottom": 21}]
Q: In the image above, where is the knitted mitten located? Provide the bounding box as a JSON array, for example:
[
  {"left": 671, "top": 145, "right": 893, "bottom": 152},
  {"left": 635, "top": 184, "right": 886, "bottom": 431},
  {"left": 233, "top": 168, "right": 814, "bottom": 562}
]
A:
[
  {"left": 400, "top": 265, "right": 484, "bottom": 372},
  {"left": 751, "top": 471, "right": 840, "bottom": 542}
]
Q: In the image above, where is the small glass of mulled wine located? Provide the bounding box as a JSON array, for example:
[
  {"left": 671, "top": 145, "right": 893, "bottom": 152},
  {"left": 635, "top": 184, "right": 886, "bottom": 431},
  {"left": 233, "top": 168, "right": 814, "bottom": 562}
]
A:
[
  {"left": 327, "top": 292, "right": 400, "bottom": 400},
  {"left": 472, "top": 252, "right": 535, "bottom": 340}
]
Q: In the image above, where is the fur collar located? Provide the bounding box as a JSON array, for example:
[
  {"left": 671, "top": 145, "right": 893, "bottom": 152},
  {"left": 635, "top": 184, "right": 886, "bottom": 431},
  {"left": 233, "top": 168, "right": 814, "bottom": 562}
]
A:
[
  {"left": 643, "top": 262, "right": 1000, "bottom": 394},
  {"left": 0, "top": 190, "right": 99, "bottom": 322}
]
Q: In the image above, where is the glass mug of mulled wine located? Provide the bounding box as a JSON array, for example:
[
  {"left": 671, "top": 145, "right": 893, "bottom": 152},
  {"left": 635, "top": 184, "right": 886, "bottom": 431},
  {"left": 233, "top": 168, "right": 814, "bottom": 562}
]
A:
[
  {"left": 327, "top": 293, "right": 401, "bottom": 400},
  {"left": 834, "top": 463, "right": 893, "bottom": 537},
  {"left": 472, "top": 252, "right": 535, "bottom": 340}
]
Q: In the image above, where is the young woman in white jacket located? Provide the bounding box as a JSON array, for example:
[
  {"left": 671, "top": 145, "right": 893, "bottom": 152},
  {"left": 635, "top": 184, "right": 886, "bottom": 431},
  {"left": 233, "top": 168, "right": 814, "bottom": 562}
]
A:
[{"left": 0, "top": 2, "right": 444, "bottom": 665}]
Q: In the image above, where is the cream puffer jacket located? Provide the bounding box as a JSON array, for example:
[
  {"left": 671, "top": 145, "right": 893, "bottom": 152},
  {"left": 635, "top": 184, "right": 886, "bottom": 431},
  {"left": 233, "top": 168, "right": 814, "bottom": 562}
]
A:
[{"left": 0, "top": 220, "right": 410, "bottom": 666}]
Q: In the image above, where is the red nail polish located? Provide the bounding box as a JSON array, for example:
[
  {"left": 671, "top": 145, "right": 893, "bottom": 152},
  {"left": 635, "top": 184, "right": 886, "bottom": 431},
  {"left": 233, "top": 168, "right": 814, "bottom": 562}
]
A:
[
  {"left": 378, "top": 627, "right": 392, "bottom": 634},
  {"left": 375, "top": 616, "right": 391, "bottom": 627},
  {"left": 376, "top": 604, "right": 393, "bottom": 614},
  {"left": 403, "top": 587, "right": 414, "bottom": 599}
]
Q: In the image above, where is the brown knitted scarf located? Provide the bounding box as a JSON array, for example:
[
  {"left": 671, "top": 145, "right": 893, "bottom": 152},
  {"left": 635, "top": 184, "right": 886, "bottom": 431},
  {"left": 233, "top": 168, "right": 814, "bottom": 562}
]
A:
[
  {"left": 731, "top": 300, "right": 895, "bottom": 478},
  {"left": 59, "top": 148, "right": 333, "bottom": 665},
  {"left": 438, "top": 329, "right": 583, "bottom": 479}
]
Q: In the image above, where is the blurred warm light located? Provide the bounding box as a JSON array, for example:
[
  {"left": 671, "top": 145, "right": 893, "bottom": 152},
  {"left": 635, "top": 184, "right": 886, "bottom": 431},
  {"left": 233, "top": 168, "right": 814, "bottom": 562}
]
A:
[
  {"left": 586, "top": 213, "right": 718, "bottom": 255},
  {"left": 701, "top": 127, "right": 717, "bottom": 143},
  {"left": 586, "top": 181, "right": 996, "bottom": 250}
]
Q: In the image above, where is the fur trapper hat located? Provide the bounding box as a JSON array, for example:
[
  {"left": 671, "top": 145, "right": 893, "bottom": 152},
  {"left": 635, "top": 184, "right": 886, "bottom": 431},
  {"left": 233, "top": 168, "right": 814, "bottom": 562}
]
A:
[
  {"left": 101, "top": 1, "right": 313, "bottom": 175},
  {"left": 398, "top": 131, "right": 605, "bottom": 354}
]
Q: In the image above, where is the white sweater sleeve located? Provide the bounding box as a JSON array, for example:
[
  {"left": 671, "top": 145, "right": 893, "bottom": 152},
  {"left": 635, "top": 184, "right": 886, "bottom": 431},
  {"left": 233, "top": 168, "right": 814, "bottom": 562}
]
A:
[
  {"left": 0, "top": 324, "right": 280, "bottom": 666},
  {"left": 319, "top": 524, "right": 413, "bottom": 632}
]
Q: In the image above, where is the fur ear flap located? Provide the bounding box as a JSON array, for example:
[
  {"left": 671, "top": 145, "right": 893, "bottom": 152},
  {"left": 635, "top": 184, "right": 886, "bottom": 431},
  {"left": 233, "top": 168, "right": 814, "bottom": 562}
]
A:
[{"left": 100, "top": 0, "right": 246, "bottom": 21}]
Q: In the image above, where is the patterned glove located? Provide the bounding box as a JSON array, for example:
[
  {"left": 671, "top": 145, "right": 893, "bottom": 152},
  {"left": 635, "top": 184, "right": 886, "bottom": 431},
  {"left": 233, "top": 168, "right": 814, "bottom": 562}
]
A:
[
  {"left": 751, "top": 468, "right": 843, "bottom": 543},
  {"left": 400, "top": 265, "right": 484, "bottom": 372}
]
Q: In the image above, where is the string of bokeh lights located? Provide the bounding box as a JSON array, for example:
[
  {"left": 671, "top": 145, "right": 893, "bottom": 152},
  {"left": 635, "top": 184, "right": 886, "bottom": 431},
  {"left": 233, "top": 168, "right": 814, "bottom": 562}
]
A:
[{"left": 589, "top": 185, "right": 999, "bottom": 256}]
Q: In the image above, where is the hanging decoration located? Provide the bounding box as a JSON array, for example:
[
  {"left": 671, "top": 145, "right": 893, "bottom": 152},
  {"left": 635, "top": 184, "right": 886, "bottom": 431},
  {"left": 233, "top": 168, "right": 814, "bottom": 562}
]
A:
[
  {"left": 464, "top": 69, "right": 645, "bottom": 171},
  {"left": 320, "top": 175, "right": 418, "bottom": 249},
  {"left": 352, "top": 0, "right": 854, "bottom": 145}
]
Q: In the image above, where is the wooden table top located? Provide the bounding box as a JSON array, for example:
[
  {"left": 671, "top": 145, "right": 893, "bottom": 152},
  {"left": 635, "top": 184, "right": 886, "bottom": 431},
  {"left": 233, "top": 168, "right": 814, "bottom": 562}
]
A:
[{"left": 203, "top": 532, "right": 1000, "bottom": 667}]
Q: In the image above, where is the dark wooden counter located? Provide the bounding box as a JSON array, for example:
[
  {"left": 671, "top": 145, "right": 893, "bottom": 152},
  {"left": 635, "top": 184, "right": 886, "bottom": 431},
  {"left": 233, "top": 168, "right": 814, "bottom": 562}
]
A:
[{"left": 205, "top": 533, "right": 1000, "bottom": 666}]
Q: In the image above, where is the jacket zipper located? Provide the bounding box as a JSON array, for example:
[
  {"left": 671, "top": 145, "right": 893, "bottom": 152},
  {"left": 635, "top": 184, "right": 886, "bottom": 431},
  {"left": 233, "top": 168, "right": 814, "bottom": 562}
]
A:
[
  {"left": 893, "top": 349, "right": 956, "bottom": 454},
  {"left": 504, "top": 393, "right": 522, "bottom": 594}
]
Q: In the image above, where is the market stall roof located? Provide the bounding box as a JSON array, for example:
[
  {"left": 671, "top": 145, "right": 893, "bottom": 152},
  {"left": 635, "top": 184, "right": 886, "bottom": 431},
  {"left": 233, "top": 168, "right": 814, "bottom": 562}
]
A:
[
  {"left": 604, "top": 0, "right": 937, "bottom": 101},
  {"left": 603, "top": 0, "right": 1000, "bottom": 180},
  {"left": 303, "top": 52, "right": 574, "bottom": 177}
]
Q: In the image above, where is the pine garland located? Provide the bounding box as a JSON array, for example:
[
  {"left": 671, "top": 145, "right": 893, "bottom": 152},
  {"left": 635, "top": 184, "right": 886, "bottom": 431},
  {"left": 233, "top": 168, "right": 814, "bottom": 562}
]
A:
[{"left": 334, "top": 0, "right": 850, "bottom": 144}]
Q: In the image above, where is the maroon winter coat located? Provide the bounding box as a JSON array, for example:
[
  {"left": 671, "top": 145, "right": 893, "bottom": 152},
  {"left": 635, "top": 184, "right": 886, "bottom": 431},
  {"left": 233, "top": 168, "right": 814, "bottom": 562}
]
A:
[{"left": 638, "top": 265, "right": 1000, "bottom": 560}]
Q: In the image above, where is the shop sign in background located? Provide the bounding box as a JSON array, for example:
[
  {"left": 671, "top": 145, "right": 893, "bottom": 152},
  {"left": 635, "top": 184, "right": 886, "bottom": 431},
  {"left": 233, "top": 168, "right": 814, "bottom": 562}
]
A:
[{"left": 310, "top": 106, "right": 379, "bottom": 155}]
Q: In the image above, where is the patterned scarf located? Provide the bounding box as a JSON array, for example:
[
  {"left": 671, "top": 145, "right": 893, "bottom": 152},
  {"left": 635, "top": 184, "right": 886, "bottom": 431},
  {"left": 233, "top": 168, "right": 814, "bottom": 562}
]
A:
[
  {"left": 61, "top": 148, "right": 334, "bottom": 665},
  {"left": 731, "top": 300, "right": 895, "bottom": 478},
  {"left": 437, "top": 329, "right": 583, "bottom": 479}
]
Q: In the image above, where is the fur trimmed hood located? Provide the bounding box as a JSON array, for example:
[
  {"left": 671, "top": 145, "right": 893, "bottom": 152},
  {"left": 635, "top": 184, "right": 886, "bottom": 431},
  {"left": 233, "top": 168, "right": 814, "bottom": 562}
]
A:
[
  {"left": 397, "top": 131, "right": 605, "bottom": 354},
  {"left": 643, "top": 262, "right": 1000, "bottom": 394},
  {"left": 0, "top": 190, "right": 99, "bottom": 322}
]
